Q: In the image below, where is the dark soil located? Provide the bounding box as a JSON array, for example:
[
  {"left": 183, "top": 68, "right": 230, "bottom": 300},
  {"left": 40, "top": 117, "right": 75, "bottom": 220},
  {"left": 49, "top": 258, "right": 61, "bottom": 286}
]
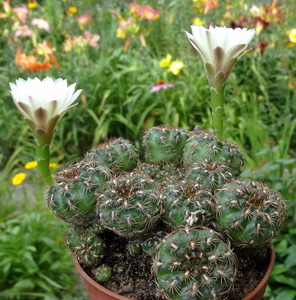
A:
[{"left": 82, "top": 229, "right": 270, "bottom": 300}]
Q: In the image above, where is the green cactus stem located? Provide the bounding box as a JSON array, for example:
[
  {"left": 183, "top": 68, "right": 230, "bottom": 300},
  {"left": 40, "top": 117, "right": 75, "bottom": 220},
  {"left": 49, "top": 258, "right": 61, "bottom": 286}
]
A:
[
  {"left": 185, "top": 158, "right": 233, "bottom": 191},
  {"left": 141, "top": 231, "right": 168, "bottom": 256},
  {"left": 162, "top": 182, "right": 216, "bottom": 228},
  {"left": 67, "top": 225, "right": 106, "bottom": 266},
  {"left": 46, "top": 160, "right": 111, "bottom": 227},
  {"left": 143, "top": 126, "right": 188, "bottom": 164},
  {"left": 153, "top": 227, "right": 236, "bottom": 300},
  {"left": 97, "top": 173, "right": 162, "bottom": 238},
  {"left": 85, "top": 138, "right": 139, "bottom": 172},
  {"left": 215, "top": 180, "right": 288, "bottom": 248},
  {"left": 183, "top": 133, "right": 245, "bottom": 177}
]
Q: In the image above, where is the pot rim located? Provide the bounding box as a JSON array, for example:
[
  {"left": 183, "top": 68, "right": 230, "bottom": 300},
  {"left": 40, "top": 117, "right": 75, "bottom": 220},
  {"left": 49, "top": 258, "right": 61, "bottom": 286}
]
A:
[
  {"left": 241, "top": 244, "right": 275, "bottom": 300},
  {"left": 73, "top": 244, "right": 275, "bottom": 300}
]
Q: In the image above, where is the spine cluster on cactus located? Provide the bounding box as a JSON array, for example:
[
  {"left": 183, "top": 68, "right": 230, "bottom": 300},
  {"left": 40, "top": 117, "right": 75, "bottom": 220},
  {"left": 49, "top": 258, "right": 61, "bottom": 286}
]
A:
[{"left": 46, "top": 125, "right": 288, "bottom": 300}]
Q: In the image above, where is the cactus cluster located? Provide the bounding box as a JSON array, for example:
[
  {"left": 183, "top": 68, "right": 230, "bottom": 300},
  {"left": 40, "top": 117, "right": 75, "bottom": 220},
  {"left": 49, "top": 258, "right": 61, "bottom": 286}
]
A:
[{"left": 46, "top": 125, "right": 288, "bottom": 300}]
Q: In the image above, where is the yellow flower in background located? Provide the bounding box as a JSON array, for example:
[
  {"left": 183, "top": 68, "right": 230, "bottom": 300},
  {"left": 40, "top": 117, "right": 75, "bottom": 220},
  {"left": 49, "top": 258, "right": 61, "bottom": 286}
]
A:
[
  {"left": 68, "top": 6, "right": 78, "bottom": 16},
  {"left": 24, "top": 161, "right": 37, "bottom": 169},
  {"left": 192, "top": 17, "right": 205, "bottom": 26},
  {"left": 49, "top": 162, "right": 58, "bottom": 168},
  {"left": 168, "top": 60, "right": 184, "bottom": 75},
  {"left": 12, "top": 172, "right": 26, "bottom": 185},
  {"left": 116, "top": 28, "right": 126, "bottom": 39},
  {"left": 159, "top": 54, "right": 172, "bottom": 67},
  {"left": 69, "top": 6, "right": 78, "bottom": 13},
  {"left": 28, "top": 1, "right": 37, "bottom": 9},
  {"left": 288, "top": 29, "right": 296, "bottom": 43}
]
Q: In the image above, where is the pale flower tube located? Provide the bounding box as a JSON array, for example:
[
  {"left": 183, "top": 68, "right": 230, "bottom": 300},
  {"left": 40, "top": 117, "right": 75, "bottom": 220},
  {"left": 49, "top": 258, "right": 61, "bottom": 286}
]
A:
[{"left": 185, "top": 25, "right": 256, "bottom": 140}]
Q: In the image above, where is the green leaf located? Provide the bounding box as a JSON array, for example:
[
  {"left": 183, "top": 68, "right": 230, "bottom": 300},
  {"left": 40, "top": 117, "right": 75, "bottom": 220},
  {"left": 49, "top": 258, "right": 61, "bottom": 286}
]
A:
[
  {"left": 272, "top": 275, "right": 296, "bottom": 288},
  {"left": 12, "top": 279, "right": 35, "bottom": 290},
  {"left": 284, "top": 253, "right": 296, "bottom": 269},
  {"left": 38, "top": 273, "right": 64, "bottom": 289},
  {"left": 274, "top": 290, "right": 296, "bottom": 300},
  {"left": 271, "top": 264, "right": 289, "bottom": 276}
]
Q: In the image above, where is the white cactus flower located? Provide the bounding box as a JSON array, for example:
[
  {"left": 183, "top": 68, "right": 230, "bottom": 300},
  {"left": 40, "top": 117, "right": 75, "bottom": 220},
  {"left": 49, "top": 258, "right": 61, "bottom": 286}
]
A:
[
  {"left": 9, "top": 77, "right": 82, "bottom": 144},
  {"left": 185, "top": 25, "right": 256, "bottom": 87}
]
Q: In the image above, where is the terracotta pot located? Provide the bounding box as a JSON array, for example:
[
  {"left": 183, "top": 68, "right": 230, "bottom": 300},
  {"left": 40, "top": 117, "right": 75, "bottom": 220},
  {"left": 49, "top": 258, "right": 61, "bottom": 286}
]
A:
[{"left": 73, "top": 246, "right": 275, "bottom": 300}]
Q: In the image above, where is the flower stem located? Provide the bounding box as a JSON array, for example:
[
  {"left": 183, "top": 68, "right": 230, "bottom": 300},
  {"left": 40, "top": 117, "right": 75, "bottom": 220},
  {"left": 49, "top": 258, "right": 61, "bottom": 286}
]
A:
[
  {"left": 36, "top": 143, "right": 54, "bottom": 185},
  {"left": 210, "top": 83, "right": 225, "bottom": 141}
]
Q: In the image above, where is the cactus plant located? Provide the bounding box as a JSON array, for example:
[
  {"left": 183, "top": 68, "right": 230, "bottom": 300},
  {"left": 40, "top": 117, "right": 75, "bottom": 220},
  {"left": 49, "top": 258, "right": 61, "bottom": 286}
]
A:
[
  {"left": 214, "top": 180, "right": 288, "bottom": 248},
  {"left": 45, "top": 125, "right": 288, "bottom": 300}
]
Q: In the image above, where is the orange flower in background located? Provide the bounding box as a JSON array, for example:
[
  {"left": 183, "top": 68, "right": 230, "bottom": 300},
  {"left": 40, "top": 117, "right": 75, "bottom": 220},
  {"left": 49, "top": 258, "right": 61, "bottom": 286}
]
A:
[
  {"left": 36, "top": 40, "right": 61, "bottom": 70},
  {"left": 15, "top": 47, "right": 52, "bottom": 71},
  {"left": 203, "top": 0, "right": 219, "bottom": 14}
]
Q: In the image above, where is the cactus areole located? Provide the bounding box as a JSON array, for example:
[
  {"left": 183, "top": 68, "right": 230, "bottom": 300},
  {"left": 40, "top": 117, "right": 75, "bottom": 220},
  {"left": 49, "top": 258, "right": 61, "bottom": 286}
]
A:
[{"left": 46, "top": 125, "right": 287, "bottom": 300}]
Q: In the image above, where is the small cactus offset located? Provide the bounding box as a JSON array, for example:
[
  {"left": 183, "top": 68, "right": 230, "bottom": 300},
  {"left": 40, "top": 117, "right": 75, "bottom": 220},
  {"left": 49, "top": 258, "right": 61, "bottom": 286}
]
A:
[
  {"left": 153, "top": 227, "right": 236, "bottom": 300},
  {"left": 46, "top": 125, "right": 288, "bottom": 300},
  {"left": 214, "top": 180, "right": 288, "bottom": 248}
]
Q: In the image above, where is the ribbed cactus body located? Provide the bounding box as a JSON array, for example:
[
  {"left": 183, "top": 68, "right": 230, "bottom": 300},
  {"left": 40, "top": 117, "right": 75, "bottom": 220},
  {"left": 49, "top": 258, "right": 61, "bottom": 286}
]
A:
[
  {"left": 154, "top": 228, "right": 236, "bottom": 300},
  {"left": 215, "top": 180, "right": 288, "bottom": 248},
  {"left": 97, "top": 174, "right": 161, "bottom": 238},
  {"left": 46, "top": 160, "right": 111, "bottom": 227},
  {"left": 85, "top": 138, "right": 139, "bottom": 172},
  {"left": 67, "top": 225, "right": 106, "bottom": 265},
  {"left": 183, "top": 133, "right": 244, "bottom": 177},
  {"left": 185, "top": 158, "right": 233, "bottom": 191},
  {"left": 162, "top": 182, "right": 216, "bottom": 228},
  {"left": 141, "top": 231, "right": 168, "bottom": 255},
  {"left": 143, "top": 126, "right": 188, "bottom": 164}
]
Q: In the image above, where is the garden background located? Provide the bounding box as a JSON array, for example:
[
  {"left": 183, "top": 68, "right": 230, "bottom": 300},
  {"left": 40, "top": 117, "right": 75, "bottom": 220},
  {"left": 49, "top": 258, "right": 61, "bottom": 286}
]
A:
[{"left": 0, "top": 0, "right": 296, "bottom": 299}]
